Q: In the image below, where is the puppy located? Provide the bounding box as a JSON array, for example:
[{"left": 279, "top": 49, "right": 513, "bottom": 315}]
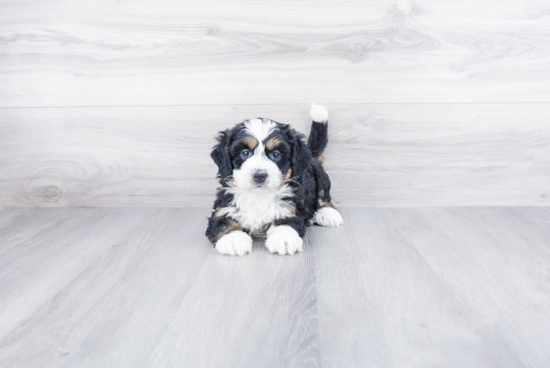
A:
[{"left": 206, "top": 104, "right": 343, "bottom": 256}]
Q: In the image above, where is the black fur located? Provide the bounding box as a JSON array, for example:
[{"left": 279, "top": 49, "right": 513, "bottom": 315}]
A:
[
  {"left": 206, "top": 118, "right": 334, "bottom": 244},
  {"left": 307, "top": 122, "right": 328, "bottom": 159},
  {"left": 205, "top": 215, "right": 235, "bottom": 243},
  {"left": 280, "top": 124, "right": 312, "bottom": 178},
  {"left": 276, "top": 155, "right": 332, "bottom": 237},
  {"left": 210, "top": 129, "right": 236, "bottom": 178}
]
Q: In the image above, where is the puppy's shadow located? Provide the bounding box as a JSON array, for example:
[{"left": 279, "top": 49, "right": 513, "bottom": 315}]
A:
[{"left": 251, "top": 235, "right": 269, "bottom": 253}]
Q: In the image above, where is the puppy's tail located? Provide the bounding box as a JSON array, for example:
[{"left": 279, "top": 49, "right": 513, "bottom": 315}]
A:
[{"left": 307, "top": 103, "right": 329, "bottom": 161}]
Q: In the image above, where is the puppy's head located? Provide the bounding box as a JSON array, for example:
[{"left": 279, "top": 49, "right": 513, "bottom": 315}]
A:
[{"left": 211, "top": 118, "right": 311, "bottom": 191}]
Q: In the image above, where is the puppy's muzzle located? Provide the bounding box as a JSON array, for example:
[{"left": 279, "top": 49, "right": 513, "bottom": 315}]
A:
[{"left": 253, "top": 170, "right": 268, "bottom": 184}]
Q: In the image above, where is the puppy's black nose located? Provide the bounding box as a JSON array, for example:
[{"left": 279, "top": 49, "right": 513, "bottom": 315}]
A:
[{"left": 253, "top": 171, "right": 268, "bottom": 184}]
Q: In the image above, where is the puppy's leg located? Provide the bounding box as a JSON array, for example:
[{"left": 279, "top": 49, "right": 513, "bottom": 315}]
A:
[
  {"left": 265, "top": 217, "right": 306, "bottom": 255},
  {"left": 311, "top": 162, "right": 344, "bottom": 227},
  {"left": 206, "top": 215, "right": 252, "bottom": 256},
  {"left": 313, "top": 191, "right": 343, "bottom": 227}
]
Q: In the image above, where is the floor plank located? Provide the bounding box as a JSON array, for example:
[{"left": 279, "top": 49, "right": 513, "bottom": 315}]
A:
[
  {"left": 0, "top": 208, "right": 154, "bottom": 340},
  {"left": 1, "top": 0, "right": 550, "bottom": 106},
  {"left": 1, "top": 208, "right": 550, "bottom": 367},
  {"left": 148, "top": 234, "right": 318, "bottom": 368},
  {"left": 0, "top": 208, "right": 213, "bottom": 368},
  {"left": 312, "top": 208, "right": 492, "bottom": 367},
  {"left": 312, "top": 208, "right": 550, "bottom": 367},
  {"left": 402, "top": 208, "right": 550, "bottom": 367}
]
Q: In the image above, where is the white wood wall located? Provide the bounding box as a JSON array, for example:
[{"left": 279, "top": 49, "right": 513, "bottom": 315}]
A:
[{"left": 1, "top": 0, "right": 549, "bottom": 207}]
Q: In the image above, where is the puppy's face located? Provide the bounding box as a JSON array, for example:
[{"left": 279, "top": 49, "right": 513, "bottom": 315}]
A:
[
  {"left": 231, "top": 119, "right": 291, "bottom": 191},
  {"left": 211, "top": 118, "right": 311, "bottom": 192}
]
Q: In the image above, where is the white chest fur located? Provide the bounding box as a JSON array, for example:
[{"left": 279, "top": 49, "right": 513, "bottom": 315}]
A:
[{"left": 219, "top": 185, "right": 295, "bottom": 234}]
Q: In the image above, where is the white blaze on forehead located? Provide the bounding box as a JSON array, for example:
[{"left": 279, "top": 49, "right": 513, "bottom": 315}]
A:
[{"left": 244, "top": 118, "right": 276, "bottom": 153}]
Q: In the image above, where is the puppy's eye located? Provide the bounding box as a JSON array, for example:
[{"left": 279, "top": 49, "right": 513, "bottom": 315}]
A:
[
  {"left": 241, "top": 149, "right": 252, "bottom": 159},
  {"left": 269, "top": 150, "right": 281, "bottom": 162}
]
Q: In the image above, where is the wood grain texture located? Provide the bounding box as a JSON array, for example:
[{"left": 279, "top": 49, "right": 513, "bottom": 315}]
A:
[
  {"left": 0, "top": 207, "right": 318, "bottom": 368},
  {"left": 1, "top": 104, "right": 549, "bottom": 207},
  {"left": 1, "top": 0, "right": 550, "bottom": 106},
  {"left": 0, "top": 208, "right": 155, "bottom": 340},
  {"left": 1, "top": 207, "right": 550, "bottom": 367},
  {"left": 148, "top": 233, "right": 318, "bottom": 368},
  {"left": 311, "top": 207, "right": 550, "bottom": 367}
]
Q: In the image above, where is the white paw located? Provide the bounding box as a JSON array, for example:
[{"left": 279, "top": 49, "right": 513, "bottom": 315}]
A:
[
  {"left": 265, "top": 225, "right": 303, "bottom": 255},
  {"left": 313, "top": 207, "right": 344, "bottom": 227},
  {"left": 215, "top": 231, "right": 253, "bottom": 256}
]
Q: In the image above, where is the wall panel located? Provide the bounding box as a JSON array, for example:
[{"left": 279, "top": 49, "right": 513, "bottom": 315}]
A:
[{"left": 1, "top": 104, "right": 548, "bottom": 207}]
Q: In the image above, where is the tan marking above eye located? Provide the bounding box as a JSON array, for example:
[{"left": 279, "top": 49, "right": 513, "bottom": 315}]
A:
[
  {"left": 266, "top": 137, "right": 282, "bottom": 151},
  {"left": 243, "top": 136, "right": 258, "bottom": 150}
]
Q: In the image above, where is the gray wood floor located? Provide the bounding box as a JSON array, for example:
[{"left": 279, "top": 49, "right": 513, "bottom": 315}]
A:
[{"left": 1, "top": 207, "right": 549, "bottom": 367}]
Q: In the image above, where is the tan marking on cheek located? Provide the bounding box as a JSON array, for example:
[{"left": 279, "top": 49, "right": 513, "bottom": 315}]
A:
[
  {"left": 283, "top": 168, "right": 293, "bottom": 184},
  {"left": 266, "top": 137, "right": 282, "bottom": 151},
  {"left": 215, "top": 220, "right": 244, "bottom": 243},
  {"left": 243, "top": 136, "right": 258, "bottom": 150}
]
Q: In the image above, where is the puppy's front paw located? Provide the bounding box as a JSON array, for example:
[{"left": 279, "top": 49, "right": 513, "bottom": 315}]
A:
[
  {"left": 215, "top": 231, "right": 253, "bottom": 256},
  {"left": 265, "top": 225, "right": 303, "bottom": 255},
  {"left": 313, "top": 207, "right": 344, "bottom": 227}
]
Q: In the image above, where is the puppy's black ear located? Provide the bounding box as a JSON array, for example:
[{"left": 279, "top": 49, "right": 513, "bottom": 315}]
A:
[
  {"left": 211, "top": 129, "right": 233, "bottom": 178},
  {"left": 288, "top": 128, "right": 312, "bottom": 178}
]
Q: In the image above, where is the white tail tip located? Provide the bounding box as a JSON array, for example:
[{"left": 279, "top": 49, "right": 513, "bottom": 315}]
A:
[{"left": 310, "top": 103, "right": 328, "bottom": 123}]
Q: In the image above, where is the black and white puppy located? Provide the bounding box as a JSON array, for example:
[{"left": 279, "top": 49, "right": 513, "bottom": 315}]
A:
[{"left": 206, "top": 104, "right": 343, "bottom": 256}]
